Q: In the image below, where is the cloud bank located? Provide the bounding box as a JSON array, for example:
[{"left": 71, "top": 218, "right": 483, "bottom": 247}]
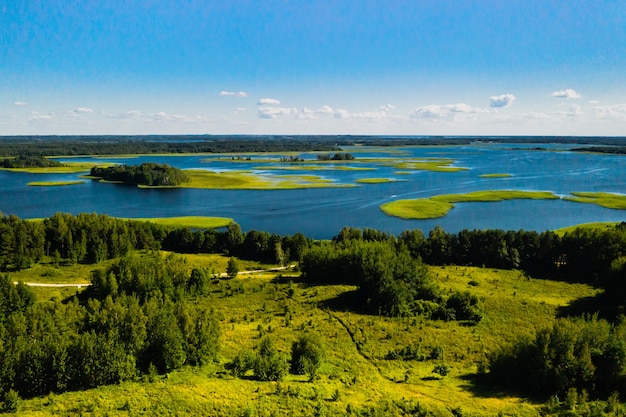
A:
[
  {"left": 489, "top": 94, "right": 516, "bottom": 108},
  {"left": 257, "top": 98, "right": 281, "bottom": 105}
]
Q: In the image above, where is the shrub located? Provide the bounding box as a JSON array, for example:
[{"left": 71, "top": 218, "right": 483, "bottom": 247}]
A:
[
  {"left": 253, "top": 337, "right": 287, "bottom": 381},
  {"left": 290, "top": 332, "right": 325, "bottom": 380}
]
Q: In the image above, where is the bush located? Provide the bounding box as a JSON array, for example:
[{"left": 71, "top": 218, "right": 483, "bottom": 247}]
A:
[
  {"left": 290, "top": 332, "right": 325, "bottom": 380},
  {"left": 229, "top": 349, "right": 256, "bottom": 377},
  {"left": 0, "top": 389, "right": 20, "bottom": 413},
  {"left": 253, "top": 337, "right": 287, "bottom": 381}
]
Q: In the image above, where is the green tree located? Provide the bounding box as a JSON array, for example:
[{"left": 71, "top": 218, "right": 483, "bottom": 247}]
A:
[
  {"left": 290, "top": 332, "right": 325, "bottom": 381},
  {"left": 226, "top": 257, "right": 240, "bottom": 279},
  {"left": 253, "top": 336, "right": 287, "bottom": 381}
]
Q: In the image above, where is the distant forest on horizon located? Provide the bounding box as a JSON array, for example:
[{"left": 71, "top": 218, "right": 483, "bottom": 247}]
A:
[{"left": 0, "top": 134, "right": 625, "bottom": 157}]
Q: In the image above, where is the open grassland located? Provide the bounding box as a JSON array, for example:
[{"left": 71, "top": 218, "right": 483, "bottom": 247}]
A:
[
  {"left": 10, "top": 251, "right": 600, "bottom": 416},
  {"left": 381, "top": 190, "right": 559, "bottom": 220},
  {"left": 27, "top": 180, "right": 86, "bottom": 186},
  {"left": 554, "top": 221, "right": 622, "bottom": 236},
  {"left": 120, "top": 216, "right": 234, "bottom": 229},
  {"left": 178, "top": 169, "right": 353, "bottom": 190},
  {"left": 564, "top": 191, "right": 626, "bottom": 210}
]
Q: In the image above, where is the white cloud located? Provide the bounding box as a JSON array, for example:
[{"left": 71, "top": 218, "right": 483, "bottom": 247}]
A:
[
  {"left": 410, "top": 103, "right": 487, "bottom": 120},
  {"left": 257, "top": 98, "right": 281, "bottom": 105},
  {"left": 29, "top": 112, "right": 53, "bottom": 121},
  {"left": 220, "top": 90, "right": 248, "bottom": 97},
  {"left": 75, "top": 107, "right": 93, "bottom": 113},
  {"left": 380, "top": 104, "right": 396, "bottom": 111},
  {"left": 489, "top": 94, "right": 516, "bottom": 108},
  {"left": 258, "top": 106, "right": 297, "bottom": 119},
  {"left": 551, "top": 89, "right": 581, "bottom": 99},
  {"left": 234, "top": 107, "right": 246, "bottom": 113},
  {"left": 592, "top": 104, "right": 626, "bottom": 121},
  {"left": 13, "top": 101, "right": 28, "bottom": 106},
  {"left": 588, "top": 100, "right": 599, "bottom": 104},
  {"left": 556, "top": 104, "right": 584, "bottom": 117},
  {"left": 154, "top": 112, "right": 208, "bottom": 123},
  {"left": 317, "top": 105, "right": 334, "bottom": 114}
]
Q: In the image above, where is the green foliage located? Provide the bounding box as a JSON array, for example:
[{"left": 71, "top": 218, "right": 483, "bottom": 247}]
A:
[
  {"left": 90, "top": 163, "right": 190, "bottom": 186},
  {"left": 0, "top": 155, "right": 62, "bottom": 168},
  {"left": 229, "top": 349, "right": 256, "bottom": 377},
  {"left": 226, "top": 257, "right": 240, "bottom": 279},
  {"left": 488, "top": 316, "right": 626, "bottom": 399},
  {"left": 432, "top": 363, "right": 451, "bottom": 377},
  {"left": 0, "top": 388, "right": 20, "bottom": 413},
  {"left": 290, "top": 332, "right": 325, "bottom": 380},
  {"left": 253, "top": 337, "right": 288, "bottom": 381}
]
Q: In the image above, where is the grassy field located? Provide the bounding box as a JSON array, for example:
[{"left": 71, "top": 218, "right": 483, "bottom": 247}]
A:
[
  {"left": 7, "top": 250, "right": 601, "bottom": 416},
  {"left": 0, "top": 161, "right": 114, "bottom": 174},
  {"left": 27, "top": 180, "right": 86, "bottom": 186},
  {"left": 381, "top": 190, "right": 559, "bottom": 220},
  {"left": 554, "top": 221, "right": 622, "bottom": 235},
  {"left": 121, "top": 216, "right": 234, "bottom": 229},
  {"left": 564, "top": 191, "right": 626, "bottom": 210}
]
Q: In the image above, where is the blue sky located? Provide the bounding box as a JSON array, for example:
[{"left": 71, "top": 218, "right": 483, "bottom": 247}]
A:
[{"left": 1, "top": 1, "right": 625, "bottom": 136}]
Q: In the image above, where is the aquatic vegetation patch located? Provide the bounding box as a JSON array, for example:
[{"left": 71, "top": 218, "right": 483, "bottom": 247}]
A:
[
  {"left": 27, "top": 180, "right": 86, "bottom": 187},
  {"left": 356, "top": 178, "right": 404, "bottom": 184},
  {"left": 377, "top": 158, "right": 468, "bottom": 172},
  {"left": 381, "top": 190, "right": 559, "bottom": 219},
  {"left": 479, "top": 173, "right": 512, "bottom": 178},
  {"left": 564, "top": 192, "right": 626, "bottom": 210},
  {"left": 179, "top": 169, "right": 353, "bottom": 190}
]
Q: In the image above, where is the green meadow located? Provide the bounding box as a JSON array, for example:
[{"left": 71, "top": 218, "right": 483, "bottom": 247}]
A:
[{"left": 8, "top": 251, "right": 599, "bottom": 416}]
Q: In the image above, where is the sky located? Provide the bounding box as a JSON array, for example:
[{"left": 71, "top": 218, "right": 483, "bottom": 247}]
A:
[{"left": 1, "top": 0, "right": 625, "bottom": 136}]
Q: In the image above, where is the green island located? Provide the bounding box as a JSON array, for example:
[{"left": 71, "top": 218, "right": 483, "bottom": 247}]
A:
[
  {"left": 2, "top": 214, "right": 626, "bottom": 415},
  {"left": 479, "top": 173, "right": 512, "bottom": 178},
  {"left": 178, "top": 169, "right": 353, "bottom": 190},
  {"left": 564, "top": 192, "right": 626, "bottom": 210},
  {"left": 381, "top": 190, "right": 559, "bottom": 219},
  {"left": 355, "top": 177, "right": 403, "bottom": 184},
  {"left": 27, "top": 180, "right": 86, "bottom": 187},
  {"left": 378, "top": 157, "right": 468, "bottom": 172}
]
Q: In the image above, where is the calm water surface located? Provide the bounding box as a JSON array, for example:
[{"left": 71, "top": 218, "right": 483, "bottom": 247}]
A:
[{"left": 1, "top": 143, "right": 625, "bottom": 238}]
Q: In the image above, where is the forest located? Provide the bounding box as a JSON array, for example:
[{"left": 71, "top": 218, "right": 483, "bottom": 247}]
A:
[
  {"left": 1, "top": 135, "right": 626, "bottom": 158},
  {"left": 2, "top": 213, "right": 626, "bottom": 414},
  {"left": 89, "top": 163, "right": 190, "bottom": 187},
  {"left": 0, "top": 156, "right": 63, "bottom": 169}
]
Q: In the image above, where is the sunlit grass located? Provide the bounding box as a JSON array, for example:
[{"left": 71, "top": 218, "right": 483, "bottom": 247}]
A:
[
  {"left": 179, "top": 169, "right": 353, "bottom": 189},
  {"left": 479, "top": 173, "right": 511, "bottom": 178},
  {"left": 121, "top": 216, "right": 234, "bottom": 229},
  {"left": 355, "top": 178, "right": 403, "bottom": 184},
  {"left": 13, "top": 251, "right": 599, "bottom": 416},
  {"left": 381, "top": 190, "right": 559, "bottom": 219},
  {"left": 27, "top": 180, "right": 86, "bottom": 186},
  {"left": 554, "top": 221, "right": 621, "bottom": 236},
  {"left": 376, "top": 158, "right": 468, "bottom": 172},
  {"left": 564, "top": 191, "right": 626, "bottom": 210}
]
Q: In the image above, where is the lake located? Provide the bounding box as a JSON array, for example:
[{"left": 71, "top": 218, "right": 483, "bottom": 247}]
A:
[{"left": 2, "top": 142, "right": 626, "bottom": 238}]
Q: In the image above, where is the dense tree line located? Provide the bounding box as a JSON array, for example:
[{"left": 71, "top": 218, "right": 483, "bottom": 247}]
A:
[
  {"left": 0, "top": 253, "right": 220, "bottom": 399},
  {"left": 487, "top": 315, "right": 626, "bottom": 401},
  {"left": 0, "top": 155, "right": 63, "bottom": 168},
  {"left": 301, "top": 238, "right": 481, "bottom": 321},
  {"left": 0, "top": 136, "right": 340, "bottom": 157},
  {"left": 90, "top": 163, "right": 190, "bottom": 186},
  {"left": 0, "top": 213, "right": 310, "bottom": 271}
]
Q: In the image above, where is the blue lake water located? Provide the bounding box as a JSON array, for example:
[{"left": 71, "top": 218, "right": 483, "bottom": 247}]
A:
[{"left": 1, "top": 143, "right": 626, "bottom": 239}]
